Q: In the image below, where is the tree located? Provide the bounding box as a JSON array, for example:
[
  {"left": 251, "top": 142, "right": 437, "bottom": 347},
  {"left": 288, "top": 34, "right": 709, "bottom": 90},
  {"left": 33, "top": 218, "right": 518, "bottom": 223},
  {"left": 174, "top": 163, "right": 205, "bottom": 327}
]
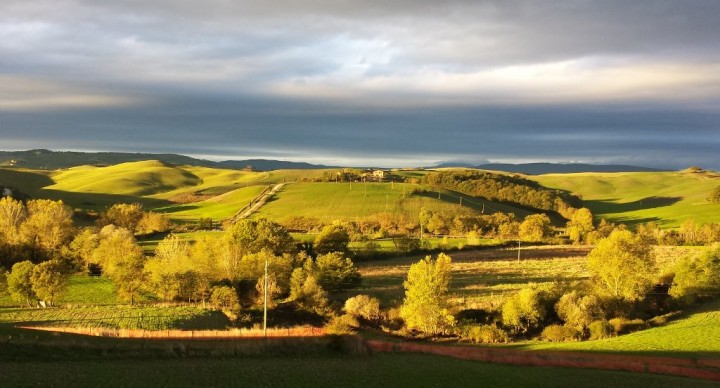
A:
[
  {"left": 20, "top": 199, "right": 74, "bottom": 254},
  {"left": 419, "top": 207, "right": 432, "bottom": 239},
  {"left": 519, "top": 214, "right": 552, "bottom": 242},
  {"left": 566, "top": 208, "right": 594, "bottom": 244},
  {"left": 7, "top": 260, "right": 36, "bottom": 306},
  {"left": 313, "top": 224, "right": 350, "bottom": 254},
  {"left": 289, "top": 265, "right": 330, "bottom": 316},
  {"left": 93, "top": 226, "right": 146, "bottom": 304},
  {"left": 586, "top": 230, "right": 655, "bottom": 302},
  {"left": 670, "top": 244, "right": 720, "bottom": 301},
  {"left": 225, "top": 218, "right": 295, "bottom": 260},
  {"left": 400, "top": 253, "right": 454, "bottom": 334},
  {"left": 137, "top": 212, "right": 171, "bottom": 235},
  {"left": 99, "top": 203, "right": 144, "bottom": 234},
  {"left": 69, "top": 228, "right": 100, "bottom": 273},
  {"left": 30, "top": 259, "right": 70, "bottom": 306},
  {"left": 0, "top": 196, "right": 27, "bottom": 245},
  {"left": 314, "top": 252, "right": 361, "bottom": 292},
  {"left": 210, "top": 285, "right": 240, "bottom": 314},
  {"left": 501, "top": 286, "right": 545, "bottom": 333},
  {"left": 555, "top": 291, "right": 603, "bottom": 332},
  {"left": 344, "top": 294, "right": 380, "bottom": 321}
]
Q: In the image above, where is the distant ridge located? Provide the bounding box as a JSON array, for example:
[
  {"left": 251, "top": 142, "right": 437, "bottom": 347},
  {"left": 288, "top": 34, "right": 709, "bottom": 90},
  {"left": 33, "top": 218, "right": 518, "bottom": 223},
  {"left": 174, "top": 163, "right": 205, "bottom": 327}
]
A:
[
  {"left": 475, "top": 163, "right": 667, "bottom": 175},
  {"left": 0, "top": 150, "right": 334, "bottom": 171}
]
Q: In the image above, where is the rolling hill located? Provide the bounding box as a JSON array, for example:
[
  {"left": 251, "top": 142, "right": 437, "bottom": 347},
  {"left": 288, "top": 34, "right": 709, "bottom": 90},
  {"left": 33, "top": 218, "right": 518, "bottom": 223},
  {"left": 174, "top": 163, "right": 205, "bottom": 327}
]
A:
[{"left": 534, "top": 171, "right": 720, "bottom": 228}]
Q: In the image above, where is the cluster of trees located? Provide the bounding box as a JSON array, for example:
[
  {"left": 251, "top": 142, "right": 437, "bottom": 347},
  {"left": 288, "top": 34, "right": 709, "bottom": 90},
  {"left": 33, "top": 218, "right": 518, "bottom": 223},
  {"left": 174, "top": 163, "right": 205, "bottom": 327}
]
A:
[
  {"left": 97, "top": 203, "right": 170, "bottom": 236},
  {"left": 422, "top": 171, "right": 580, "bottom": 216},
  {"left": 3, "top": 259, "right": 71, "bottom": 307},
  {"left": 389, "top": 230, "right": 720, "bottom": 343}
]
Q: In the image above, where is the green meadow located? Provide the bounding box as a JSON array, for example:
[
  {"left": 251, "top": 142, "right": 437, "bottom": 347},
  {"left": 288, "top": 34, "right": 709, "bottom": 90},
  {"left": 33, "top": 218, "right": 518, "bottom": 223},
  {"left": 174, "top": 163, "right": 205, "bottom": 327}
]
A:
[{"left": 534, "top": 171, "right": 720, "bottom": 227}]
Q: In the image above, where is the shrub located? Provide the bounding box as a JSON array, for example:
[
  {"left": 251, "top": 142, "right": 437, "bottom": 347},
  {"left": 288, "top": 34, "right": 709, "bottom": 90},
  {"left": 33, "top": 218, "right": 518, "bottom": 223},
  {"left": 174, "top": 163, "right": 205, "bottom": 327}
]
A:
[
  {"left": 502, "top": 287, "right": 546, "bottom": 334},
  {"left": 608, "top": 317, "right": 647, "bottom": 335},
  {"left": 541, "top": 325, "right": 579, "bottom": 342},
  {"left": 325, "top": 314, "right": 360, "bottom": 335},
  {"left": 555, "top": 291, "right": 604, "bottom": 332},
  {"left": 210, "top": 286, "right": 240, "bottom": 313},
  {"left": 464, "top": 325, "right": 509, "bottom": 344},
  {"left": 344, "top": 294, "right": 380, "bottom": 321},
  {"left": 588, "top": 320, "right": 614, "bottom": 340}
]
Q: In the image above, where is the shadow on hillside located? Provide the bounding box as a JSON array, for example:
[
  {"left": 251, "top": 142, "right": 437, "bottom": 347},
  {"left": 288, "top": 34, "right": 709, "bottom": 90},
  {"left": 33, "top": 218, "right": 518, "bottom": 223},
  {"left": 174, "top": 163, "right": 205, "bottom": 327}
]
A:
[
  {"left": 38, "top": 189, "right": 171, "bottom": 211},
  {"left": 586, "top": 196, "right": 682, "bottom": 213}
]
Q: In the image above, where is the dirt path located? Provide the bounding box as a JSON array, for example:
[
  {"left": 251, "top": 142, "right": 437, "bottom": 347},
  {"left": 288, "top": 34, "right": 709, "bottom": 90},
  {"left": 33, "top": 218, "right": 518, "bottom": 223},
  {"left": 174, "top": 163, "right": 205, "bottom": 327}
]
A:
[{"left": 230, "top": 183, "right": 284, "bottom": 222}]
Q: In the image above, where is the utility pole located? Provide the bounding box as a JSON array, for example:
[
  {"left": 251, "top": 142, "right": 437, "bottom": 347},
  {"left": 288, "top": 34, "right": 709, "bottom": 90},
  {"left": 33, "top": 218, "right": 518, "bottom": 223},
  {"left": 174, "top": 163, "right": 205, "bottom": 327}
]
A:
[
  {"left": 459, "top": 197, "right": 463, "bottom": 207},
  {"left": 517, "top": 240, "right": 521, "bottom": 262},
  {"left": 263, "top": 256, "right": 268, "bottom": 338}
]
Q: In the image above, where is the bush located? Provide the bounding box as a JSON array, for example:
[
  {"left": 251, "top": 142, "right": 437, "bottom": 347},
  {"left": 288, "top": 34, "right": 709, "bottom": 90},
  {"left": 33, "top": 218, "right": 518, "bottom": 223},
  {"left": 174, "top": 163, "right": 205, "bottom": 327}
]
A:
[
  {"left": 325, "top": 314, "right": 360, "bottom": 335},
  {"left": 588, "top": 320, "right": 614, "bottom": 340},
  {"left": 464, "top": 325, "right": 509, "bottom": 344},
  {"left": 541, "top": 325, "right": 579, "bottom": 342},
  {"left": 344, "top": 294, "right": 380, "bottom": 321},
  {"left": 608, "top": 317, "right": 647, "bottom": 335},
  {"left": 210, "top": 286, "right": 240, "bottom": 316}
]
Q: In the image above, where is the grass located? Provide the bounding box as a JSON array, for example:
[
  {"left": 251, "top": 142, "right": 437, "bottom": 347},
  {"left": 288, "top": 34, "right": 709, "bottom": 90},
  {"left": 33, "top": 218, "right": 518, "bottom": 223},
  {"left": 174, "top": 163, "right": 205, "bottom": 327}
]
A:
[
  {"left": 1, "top": 353, "right": 716, "bottom": 388},
  {"left": 0, "top": 305, "right": 230, "bottom": 331},
  {"left": 155, "top": 185, "right": 268, "bottom": 222},
  {"left": 348, "top": 246, "right": 591, "bottom": 308},
  {"left": 521, "top": 299, "right": 720, "bottom": 357},
  {"left": 534, "top": 171, "right": 720, "bottom": 227},
  {"left": 0, "top": 275, "right": 119, "bottom": 308},
  {"left": 253, "top": 182, "right": 531, "bottom": 222}
]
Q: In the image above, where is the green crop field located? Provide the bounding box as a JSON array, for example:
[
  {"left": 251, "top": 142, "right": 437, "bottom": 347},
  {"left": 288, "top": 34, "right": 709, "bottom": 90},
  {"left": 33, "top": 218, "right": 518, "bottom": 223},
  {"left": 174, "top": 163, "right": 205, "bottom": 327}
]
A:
[
  {"left": 522, "top": 299, "right": 720, "bottom": 357},
  {"left": 0, "top": 275, "right": 119, "bottom": 308},
  {"left": 347, "top": 246, "right": 591, "bottom": 308},
  {"left": 1, "top": 353, "right": 714, "bottom": 388},
  {"left": 534, "top": 171, "right": 720, "bottom": 227},
  {"left": 253, "top": 182, "right": 532, "bottom": 223}
]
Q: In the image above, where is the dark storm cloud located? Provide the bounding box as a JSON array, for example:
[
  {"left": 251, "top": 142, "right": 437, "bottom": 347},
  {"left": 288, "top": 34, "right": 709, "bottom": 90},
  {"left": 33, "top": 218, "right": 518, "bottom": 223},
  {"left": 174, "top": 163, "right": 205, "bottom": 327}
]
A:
[{"left": 1, "top": 0, "right": 719, "bottom": 167}]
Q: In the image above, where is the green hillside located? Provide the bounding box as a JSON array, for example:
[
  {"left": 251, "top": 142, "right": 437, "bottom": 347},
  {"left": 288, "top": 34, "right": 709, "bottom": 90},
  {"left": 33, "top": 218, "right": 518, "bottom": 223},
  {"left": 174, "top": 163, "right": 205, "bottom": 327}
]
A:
[
  {"left": 253, "top": 182, "right": 533, "bottom": 222},
  {"left": 523, "top": 299, "right": 720, "bottom": 357},
  {"left": 157, "top": 185, "right": 268, "bottom": 222},
  {"left": 534, "top": 171, "right": 720, "bottom": 227}
]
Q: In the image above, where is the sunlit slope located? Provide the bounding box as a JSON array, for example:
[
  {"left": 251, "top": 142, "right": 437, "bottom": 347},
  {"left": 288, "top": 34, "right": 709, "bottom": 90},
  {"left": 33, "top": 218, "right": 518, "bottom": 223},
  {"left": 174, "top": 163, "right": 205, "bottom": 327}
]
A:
[
  {"left": 48, "top": 161, "right": 202, "bottom": 196},
  {"left": 0, "top": 168, "right": 54, "bottom": 194},
  {"left": 524, "top": 299, "right": 720, "bottom": 356},
  {"left": 156, "top": 185, "right": 267, "bottom": 222},
  {"left": 534, "top": 172, "right": 720, "bottom": 227},
  {"left": 253, "top": 182, "right": 533, "bottom": 222}
]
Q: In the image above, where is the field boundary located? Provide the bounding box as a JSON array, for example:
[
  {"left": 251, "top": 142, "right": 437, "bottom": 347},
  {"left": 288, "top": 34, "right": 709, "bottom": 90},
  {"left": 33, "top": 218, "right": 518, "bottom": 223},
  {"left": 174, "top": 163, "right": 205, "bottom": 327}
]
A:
[
  {"left": 230, "top": 183, "right": 284, "bottom": 222},
  {"left": 366, "top": 340, "right": 720, "bottom": 382},
  {"left": 19, "top": 325, "right": 324, "bottom": 339}
]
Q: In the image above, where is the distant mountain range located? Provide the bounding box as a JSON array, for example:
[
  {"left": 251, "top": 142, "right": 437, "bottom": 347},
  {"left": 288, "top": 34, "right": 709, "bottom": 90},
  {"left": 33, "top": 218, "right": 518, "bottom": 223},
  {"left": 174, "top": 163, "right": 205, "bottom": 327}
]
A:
[
  {"left": 0, "top": 149, "right": 667, "bottom": 174},
  {"left": 433, "top": 162, "right": 666, "bottom": 174},
  {"left": 0, "top": 150, "right": 336, "bottom": 171}
]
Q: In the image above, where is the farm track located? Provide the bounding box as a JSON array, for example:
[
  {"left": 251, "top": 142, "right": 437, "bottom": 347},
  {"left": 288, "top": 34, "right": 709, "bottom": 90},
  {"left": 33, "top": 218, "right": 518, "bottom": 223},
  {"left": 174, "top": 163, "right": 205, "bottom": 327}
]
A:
[{"left": 229, "top": 183, "right": 284, "bottom": 222}]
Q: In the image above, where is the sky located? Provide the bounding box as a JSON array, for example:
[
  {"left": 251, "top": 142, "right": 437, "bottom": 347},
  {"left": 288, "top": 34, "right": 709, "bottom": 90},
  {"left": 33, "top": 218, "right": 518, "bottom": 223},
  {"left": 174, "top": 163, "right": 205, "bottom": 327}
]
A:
[{"left": 1, "top": 0, "right": 719, "bottom": 168}]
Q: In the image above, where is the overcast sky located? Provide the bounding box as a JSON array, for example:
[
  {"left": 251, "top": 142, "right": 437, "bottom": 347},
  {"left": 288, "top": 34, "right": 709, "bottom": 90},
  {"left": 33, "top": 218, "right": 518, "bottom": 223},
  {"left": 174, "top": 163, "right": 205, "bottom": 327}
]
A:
[{"left": 1, "top": 0, "right": 719, "bottom": 168}]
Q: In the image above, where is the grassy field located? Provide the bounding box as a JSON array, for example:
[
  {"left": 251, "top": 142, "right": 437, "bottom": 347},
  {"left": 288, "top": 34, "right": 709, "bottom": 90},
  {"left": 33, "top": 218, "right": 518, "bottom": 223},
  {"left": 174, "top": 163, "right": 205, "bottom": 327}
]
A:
[
  {"left": 156, "top": 185, "right": 268, "bottom": 222},
  {"left": 0, "top": 275, "right": 119, "bottom": 308},
  {"left": 0, "top": 305, "right": 230, "bottom": 331},
  {"left": 534, "top": 171, "right": 720, "bottom": 227},
  {"left": 522, "top": 299, "right": 720, "bottom": 357},
  {"left": 253, "top": 182, "right": 531, "bottom": 223},
  {"left": 349, "top": 246, "right": 591, "bottom": 308},
  {"left": 1, "top": 353, "right": 715, "bottom": 388}
]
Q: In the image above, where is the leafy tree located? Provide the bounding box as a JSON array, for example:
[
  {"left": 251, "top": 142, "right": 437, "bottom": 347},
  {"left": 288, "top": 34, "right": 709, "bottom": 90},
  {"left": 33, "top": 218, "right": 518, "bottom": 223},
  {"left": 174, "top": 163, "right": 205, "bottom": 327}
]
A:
[
  {"left": 7, "top": 260, "right": 36, "bottom": 306},
  {"left": 20, "top": 199, "right": 74, "bottom": 254},
  {"left": 344, "top": 294, "right": 380, "bottom": 321},
  {"left": 670, "top": 244, "right": 720, "bottom": 301},
  {"left": 501, "top": 286, "right": 545, "bottom": 334},
  {"left": 69, "top": 228, "right": 100, "bottom": 273},
  {"left": 0, "top": 196, "right": 27, "bottom": 245},
  {"left": 93, "top": 226, "right": 146, "bottom": 304},
  {"left": 314, "top": 252, "right": 361, "bottom": 292},
  {"left": 30, "top": 259, "right": 70, "bottom": 306},
  {"left": 289, "top": 266, "right": 330, "bottom": 316},
  {"left": 313, "top": 224, "right": 350, "bottom": 254},
  {"left": 586, "top": 230, "right": 656, "bottom": 302},
  {"left": 225, "top": 219, "right": 295, "bottom": 262},
  {"left": 0, "top": 268, "right": 7, "bottom": 296},
  {"left": 137, "top": 212, "right": 171, "bottom": 235},
  {"left": 419, "top": 207, "right": 432, "bottom": 239},
  {"left": 400, "top": 253, "right": 454, "bottom": 334},
  {"left": 566, "top": 208, "right": 594, "bottom": 244},
  {"left": 210, "top": 285, "right": 241, "bottom": 314},
  {"left": 145, "top": 234, "right": 192, "bottom": 301},
  {"left": 555, "top": 291, "right": 604, "bottom": 332},
  {"left": 255, "top": 273, "right": 281, "bottom": 309},
  {"left": 99, "top": 203, "right": 144, "bottom": 234},
  {"left": 519, "top": 214, "right": 552, "bottom": 242}
]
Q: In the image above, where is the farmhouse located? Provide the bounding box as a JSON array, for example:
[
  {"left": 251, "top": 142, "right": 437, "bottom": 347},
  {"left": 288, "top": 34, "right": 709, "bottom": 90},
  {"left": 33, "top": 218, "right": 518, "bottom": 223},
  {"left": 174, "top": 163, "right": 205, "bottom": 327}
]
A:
[{"left": 372, "top": 170, "right": 386, "bottom": 179}]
